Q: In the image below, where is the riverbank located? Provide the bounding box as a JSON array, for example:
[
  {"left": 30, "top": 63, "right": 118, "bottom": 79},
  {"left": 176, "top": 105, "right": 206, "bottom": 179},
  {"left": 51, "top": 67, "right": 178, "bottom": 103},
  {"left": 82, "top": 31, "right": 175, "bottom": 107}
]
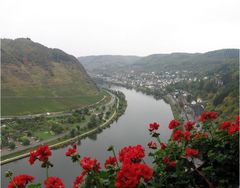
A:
[
  {"left": 1, "top": 90, "right": 127, "bottom": 165},
  {"left": 162, "top": 95, "right": 182, "bottom": 121}
]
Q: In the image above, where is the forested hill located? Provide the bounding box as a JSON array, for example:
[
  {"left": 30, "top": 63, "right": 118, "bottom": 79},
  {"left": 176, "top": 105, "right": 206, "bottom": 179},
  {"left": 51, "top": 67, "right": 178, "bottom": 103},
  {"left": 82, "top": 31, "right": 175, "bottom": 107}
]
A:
[
  {"left": 131, "top": 49, "right": 239, "bottom": 73},
  {"left": 78, "top": 55, "right": 140, "bottom": 73},
  {"left": 1, "top": 38, "right": 101, "bottom": 115},
  {"left": 79, "top": 49, "right": 239, "bottom": 74}
]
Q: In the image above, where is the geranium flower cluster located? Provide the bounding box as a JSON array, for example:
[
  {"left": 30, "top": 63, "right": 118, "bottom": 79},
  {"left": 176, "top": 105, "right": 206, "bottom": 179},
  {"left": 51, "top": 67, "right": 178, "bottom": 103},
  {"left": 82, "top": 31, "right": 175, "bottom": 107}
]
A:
[
  {"left": 44, "top": 176, "right": 65, "bottom": 188},
  {"left": 116, "top": 145, "right": 153, "bottom": 188},
  {"left": 199, "top": 111, "right": 217, "bottom": 122},
  {"left": 148, "top": 122, "right": 160, "bottom": 131},
  {"left": 104, "top": 156, "right": 117, "bottom": 169},
  {"left": 162, "top": 155, "right": 176, "bottom": 167},
  {"left": 65, "top": 143, "right": 80, "bottom": 163},
  {"left": 65, "top": 143, "right": 77, "bottom": 156},
  {"left": 168, "top": 119, "right": 180, "bottom": 129},
  {"left": 185, "top": 148, "right": 199, "bottom": 157},
  {"left": 115, "top": 163, "right": 153, "bottom": 188},
  {"left": 80, "top": 157, "right": 101, "bottom": 173},
  {"left": 184, "top": 121, "right": 195, "bottom": 131},
  {"left": 148, "top": 141, "right": 157, "bottom": 149},
  {"left": 118, "top": 145, "right": 145, "bottom": 163},
  {"left": 29, "top": 144, "right": 52, "bottom": 165},
  {"left": 220, "top": 118, "right": 240, "bottom": 134},
  {"left": 7, "top": 174, "right": 34, "bottom": 188},
  {"left": 65, "top": 143, "right": 101, "bottom": 187}
]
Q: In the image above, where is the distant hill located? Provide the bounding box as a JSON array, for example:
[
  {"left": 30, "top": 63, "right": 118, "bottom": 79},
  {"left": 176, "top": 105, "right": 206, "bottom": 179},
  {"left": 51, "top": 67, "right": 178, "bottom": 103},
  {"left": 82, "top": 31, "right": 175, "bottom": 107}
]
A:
[
  {"left": 1, "top": 38, "right": 101, "bottom": 116},
  {"left": 79, "top": 49, "right": 239, "bottom": 74},
  {"left": 131, "top": 49, "right": 239, "bottom": 73},
  {"left": 78, "top": 55, "right": 140, "bottom": 73}
]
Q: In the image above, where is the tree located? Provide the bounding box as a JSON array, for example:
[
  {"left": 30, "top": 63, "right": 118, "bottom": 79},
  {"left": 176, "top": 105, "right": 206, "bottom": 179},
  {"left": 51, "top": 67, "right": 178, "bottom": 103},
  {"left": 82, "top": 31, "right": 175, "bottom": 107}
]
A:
[
  {"left": 67, "top": 116, "right": 77, "bottom": 124},
  {"left": 106, "top": 111, "right": 111, "bottom": 119},
  {"left": 8, "top": 142, "right": 16, "bottom": 150},
  {"left": 83, "top": 108, "right": 89, "bottom": 115},
  {"left": 1, "top": 136, "right": 9, "bottom": 147},
  {"left": 51, "top": 124, "right": 63, "bottom": 134},
  {"left": 98, "top": 113, "right": 104, "bottom": 120},
  {"left": 87, "top": 115, "right": 97, "bottom": 128},
  {"left": 70, "top": 129, "right": 76, "bottom": 138},
  {"left": 22, "top": 138, "right": 30, "bottom": 146}
]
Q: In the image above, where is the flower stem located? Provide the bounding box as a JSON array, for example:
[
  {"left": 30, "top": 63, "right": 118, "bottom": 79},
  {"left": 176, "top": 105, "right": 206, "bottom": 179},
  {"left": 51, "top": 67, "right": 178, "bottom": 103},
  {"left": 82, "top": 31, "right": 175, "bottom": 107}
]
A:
[
  {"left": 8, "top": 174, "right": 18, "bottom": 188},
  {"left": 112, "top": 147, "right": 120, "bottom": 168},
  {"left": 156, "top": 135, "right": 161, "bottom": 144},
  {"left": 46, "top": 167, "right": 49, "bottom": 179}
]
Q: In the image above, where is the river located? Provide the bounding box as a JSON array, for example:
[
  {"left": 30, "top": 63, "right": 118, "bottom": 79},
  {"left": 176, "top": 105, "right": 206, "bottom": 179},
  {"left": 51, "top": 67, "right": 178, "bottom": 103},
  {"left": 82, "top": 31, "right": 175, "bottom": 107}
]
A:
[{"left": 1, "top": 87, "right": 174, "bottom": 187}]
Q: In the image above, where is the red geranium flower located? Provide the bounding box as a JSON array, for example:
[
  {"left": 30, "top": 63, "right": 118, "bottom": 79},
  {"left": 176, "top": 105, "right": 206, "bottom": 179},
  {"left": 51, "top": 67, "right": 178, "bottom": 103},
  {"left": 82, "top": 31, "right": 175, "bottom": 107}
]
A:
[
  {"left": 194, "top": 132, "right": 208, "bottom": 139},
  {"left": 185, "top": 148, "right": 199, "bottom": 157},
  {"left": 8, "top": 174, "right": 34, "bottom": 188},
  {"left": 172, "top": 130, "right": 183, "bottom": 141},
  {"left": 168, "top": 119, "right": 180, "bottom": 129},
  {"left": 80, "top": 157, "right": 100, "bottom": 173},
  {"left": 148, "top": 141, "right": 157, "bottom": 149},
  {"left": 36, "top": 145, "right": 52, "bottom": 162},
  {"left": 184, "top": 121, "right": 195, "bottom": 131},
  {"left": 104, "top": 156, "right": 117, "bottom": 169},
  {"left": 73, "top": 143, "right": 77, "bottom": 149},
  {"left": 73, "top": 172, "right": 86, "bottom": 188},
  {"left": 168, "top": 160, "right": 176, "bottom": 167},
  {"left": 194, "top": 132, "right": 199, "bottom": 139},
  {"left": 220, "top": 121, "right": 233, "bottom": 130},
  {"left": 119, "top": 145, "right": 145, "bottom": 164},
  {"left": 44, "top": 176, "right": 65, "bottom": 188},
  {"left": 160, "top": 142, "right": 166, "bottom": 150},
  {"left": 148, "top": 122, "right": 160, "bottom": 132},
  {"left": 29, "top": 151, "right": 38, "bottom": 165},
  {"left": 162, "top": 155, "right": 169, "bottom": 163},
  {"left": 65, "top": 144, "right": 80, "bottom": 162},
  {"left": 29, "top": 144, "right": 52, "bottom": 165},
  {"left": 228, "top": 124, "right": 239, "bottom": 134},
  {"left": 199, "top": 112, "right": 217, "bottom": 122},
  {"left": 183, "top": 131, "right": 191, "bottom": 141},
  {"left": 65, "top": 147, "right": 77, "bottom": 157},
  {"left": 115, "top": 163, "right": 152, "bottom": 188},
  {"left": 236, "top": 115, "right": 240, "bottom": 125}
]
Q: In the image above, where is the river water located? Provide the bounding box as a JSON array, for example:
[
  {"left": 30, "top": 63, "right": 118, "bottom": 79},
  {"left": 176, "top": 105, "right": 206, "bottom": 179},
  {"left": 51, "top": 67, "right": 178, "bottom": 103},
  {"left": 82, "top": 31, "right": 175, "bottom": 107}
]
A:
[{"left": 1, "top": 87, "right": 174, "bottom": 187}]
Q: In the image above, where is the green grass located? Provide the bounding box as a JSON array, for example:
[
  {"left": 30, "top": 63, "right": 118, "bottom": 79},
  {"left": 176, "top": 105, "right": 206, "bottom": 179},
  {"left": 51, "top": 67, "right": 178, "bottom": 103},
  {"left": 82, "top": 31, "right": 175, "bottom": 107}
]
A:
[
  {"left": 1, "top": 91, "right": 104, "bottom": 116},
  {"left": 34, "top": 131, "right": 53, "bottom": 140}
]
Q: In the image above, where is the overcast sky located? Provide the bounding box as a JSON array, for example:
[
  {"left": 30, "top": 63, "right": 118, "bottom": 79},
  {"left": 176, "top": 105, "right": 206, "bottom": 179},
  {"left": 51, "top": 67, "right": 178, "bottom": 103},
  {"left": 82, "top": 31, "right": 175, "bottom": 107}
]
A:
[{"left": 1, "top": 0, "right": 239, "bottom": 56}]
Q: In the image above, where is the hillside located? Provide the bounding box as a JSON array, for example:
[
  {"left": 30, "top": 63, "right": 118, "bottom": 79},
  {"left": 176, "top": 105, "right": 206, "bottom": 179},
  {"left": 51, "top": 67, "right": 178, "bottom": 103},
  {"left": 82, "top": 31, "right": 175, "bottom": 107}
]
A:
[
  {"left": 78, "top": 55, "right": 140, "bottom": 73},
  {"left": 131, "top": 49, "right": 239, "bottom": 73},
  {"left": 79, "top": 49, "right": 239, "bottom": 74},
  {"left": 1, "top": 38, "right": 102, "bottom": 116}
]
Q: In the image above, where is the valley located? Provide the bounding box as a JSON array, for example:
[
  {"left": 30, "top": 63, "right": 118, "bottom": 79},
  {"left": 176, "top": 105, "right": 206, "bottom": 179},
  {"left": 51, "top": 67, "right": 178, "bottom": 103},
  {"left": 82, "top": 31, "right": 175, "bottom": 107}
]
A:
[{"left": 0, "top": 39, "right": 239, "bottom": 188}]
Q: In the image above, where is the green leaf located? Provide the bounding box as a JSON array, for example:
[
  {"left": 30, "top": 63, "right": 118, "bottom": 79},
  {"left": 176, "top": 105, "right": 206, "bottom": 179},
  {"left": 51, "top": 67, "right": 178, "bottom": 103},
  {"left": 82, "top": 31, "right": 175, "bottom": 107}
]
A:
[
  {"left": 27, "top": 183, "right": 42, "bottom": 188},
  {"left": 107, "top": 145, "right": 114, "bottom": 151}
]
